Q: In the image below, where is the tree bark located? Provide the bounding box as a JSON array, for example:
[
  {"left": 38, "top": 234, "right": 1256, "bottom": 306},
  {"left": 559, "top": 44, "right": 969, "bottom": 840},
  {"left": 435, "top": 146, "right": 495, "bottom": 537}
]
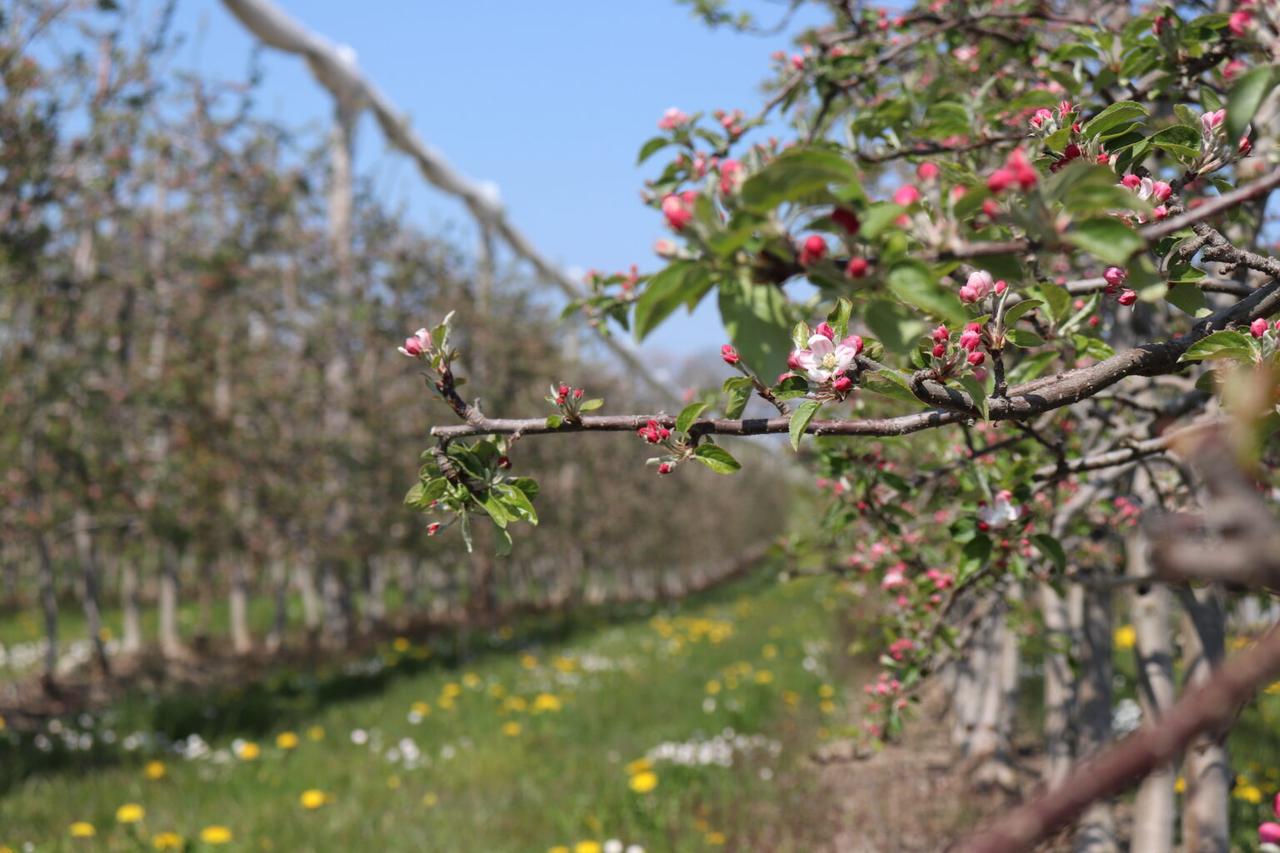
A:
[
  {"left": 228, "top": 559, "right": 252, "bottom": 655},
  {"left": 34, "top": 533, "right": 58, "bottom": 688},
  {"left": 71, "top": 508, "right": 111, "bottom": 676},
  {"left": 1178, "top": 585, "right": 1230, "bottom": 853},
  {"left": 1070, "top": 583, "right": 1117, "bottom": 853},
  {"left": 1040, "top": 581, "right": 1075, "bottom": 787},
  {"left": 119, "top": 557, "right": 143, "bottom": 655},
  {"left": 158, "top": 542, "right": 183, "bottom": 657},
  {"left": 1128, "top": 527, "right": 1177, "bottom": 853},
  {"left": 265, "top": 559, "right": 289, "bottom": 652},
  {"left": 297, "top": 561, "right": 321, "bottom": 638}
]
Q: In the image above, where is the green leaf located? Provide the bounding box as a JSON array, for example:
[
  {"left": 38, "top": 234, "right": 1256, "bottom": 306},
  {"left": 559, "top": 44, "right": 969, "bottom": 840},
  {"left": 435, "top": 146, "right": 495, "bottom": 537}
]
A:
[
  {"left": 1032, "top": 533, "right": 1067, "bottom": 572},
  {"left": 636, "top": 136, "right": 671, "bottom": 165},
  {"left": 887, "top": 260, "right": 967, "bottom": 326},
  {"left": 493, "top": 527, "right": 513, "bottom": 557},
  {"left": 476, "top": 491, "right": 512, "bottom": 529},
  {"left": 959, "top": 535, "right": 992, "bottom": 580},
  {"left": 864, "top": 299, "right": 926, "bottom": 355},
  {"left": 578, "top": 398, "right": 604, "bottom": 412},
  {"left": 1031, "top": 282, "right": 1072, "bottom": 325},
  {"left": 676, "top": 401, "right": 709, "bottom": 434},
  {"left": 1180, "top": 329, "right": 1256, "bottom": 363},
  {"left": 494, "top": 483, "right": 538, "bottom": 525},
  {"left": 1008, "top": 329, "right": 1045, "bottom": 348},
  {"left": 544, "top": 414, "right": 563, "bottom": 429},
  {"left": 1002, "top": 298, "right": 1043, "bottom": 326},
  {"left": 1165, "top": 284, "right": 1208, "bottom": 316},
  {"left": 634, "top": 262, "right": 710, "bottom": 340},
  {"left": 722, "top": 376, "right": 752, "bottom": 418},
  {"left": 789, "top": 399, "right": 821, "bottom": 451},
  {"left": 739, "top": 147, "right": 855, "bottom": 212},
  {"left": 404, "top": 482, "right": 426, "bottom": 506},
  {"left": 958, "top": 375, "right": 988, "bottom": 420},
  {"left": 692, "top": 443, "right": 741, "bottom": 474},
  {"left": 827, "top": 298, "right": 853, "bottom": 338},
  {"left": 1227, "top": 65, "right": 1276, "bottom": 143},
  {"left": 1082, "top": 101, "right": 1148, "bottom": 139},
  {"left": 719, "top": 276, "right": 793, "bottom": 380},
  {"left": 1065, "top": 217, "right": 1144, "bottom": 266}
]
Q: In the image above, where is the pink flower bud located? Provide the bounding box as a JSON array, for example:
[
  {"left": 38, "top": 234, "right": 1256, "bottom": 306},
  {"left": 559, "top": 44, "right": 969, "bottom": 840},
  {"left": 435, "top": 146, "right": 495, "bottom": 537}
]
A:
[
  {"left": 831, "top": 207, "right": 860, "bottom": 234},
  {"left": 959, "top": 329, "right": 982, "bottom": 351},
  {"left": 401, "top": 336, "right": 426, "bottom": 357},
  {"left": 1223, "top": 59, "right": 1247, "bottom": 81},
  {"left": 931, "top": 343, "right": 946, "bottom": 358},
  {"left": 967, "top": 350, "right": 985, "bottom": 366},
  {"left": 1120, "top": 173, "right": 1142, "bottom": 189},
  {"left": 661, "top": 193, "right": 694, "bottom": 231},
  {"left": 1229, "top": 9, "right": 1253, "bottom": 35},
  {"left": 787, "top": 351, "right": 801, "bottom": 370},
  {"left": 1029, "top": 108, "right": 1053, "bottom": 129},
  {"left": 427, "top": 522, "right": 441, "bottom": 536},
  {"left": 815, "top": 321, "right": 836, "bottom": 340},
  {"left": 1240, "top": 135, "right": 1253, "bottom": 157},
  {"left": 1150, "top": 180, "right": 1173, "bottom": 202},
  {"left": 654, "top": 239, "right": 678, "bottom": 257},
  {"left": 657, "top": 107, "right": 690, "bottom": 130},
  {"left": 931, "top": 325, "right": 949, "bottom": 343},
  {"left": 657, "top": 462, "right": 672, "bottom": 475},
  {"left": 498, "top": 455, "right": 512, "bottom": 469},
  {"left": 845, "top": 256, "right": 869, "bottom": 279},
  {"left": 1117, "top": 289, "right": 1137, "bottom": 306},
  {"left": 1250, "top": 318, "right": 1268, "bottom": 338},
  {"left": 833, "top": 375, "right": 854, "bottom": 393},
  {"left": 994, "top": 279, "right": 1007, "bottom": 295},
  {"left": 981, "top": 198, "right": 1000, "bottom": 218},
  {"left": 721, "top": 344, "right": 741, "bottom": 364},
  {"left": 574, "top": 388, "right": 584, "bottom": 399},
  {"left": 1103, "top": 266, "right": 1127, "bottom": 289},
  {"left": 1261, "top": 823, "right": 1280, "bottom": 845},
  {"left": 966, "top": 322, "right": 981, "bottom": 332},
  {"left": 1153, "top": 205, "right": 1169, "bottom": 221},
  {"left": 916, "top": 162, "right": 939, "bottom": 182},
  {"left": 1201, "top": 109, "right": 1226, "bottom": 132},
  {"left": 799, "top": 235, "right": 828, "bottom": 266},
  {"left": 558, "top": 384, "right": 570, "bottom": 397},
  {"left": 986, "top": 168, "right": 1015, "bottom": 193},
  {"left": 841, "top": 334, "right": 864, "bottom": 354},
  {"left": 893, "top": 184, "right": 921, "bottom": 206}
]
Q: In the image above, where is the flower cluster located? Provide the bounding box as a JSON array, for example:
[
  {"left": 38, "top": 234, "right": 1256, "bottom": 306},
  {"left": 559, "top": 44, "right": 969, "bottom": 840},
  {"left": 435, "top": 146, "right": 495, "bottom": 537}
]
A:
[
  {"left": 957, "top": 270, "right": 1006, "bottom": 304},
  {"left": 661, "top": 190, "right": 697, "bottom": 231},
  {"left": 1119, "top": 173, "right": 1172, "bottom": 221},
  {"left": 546, "top": 383, "right": 602, "bottom": 423},
  {"left": 986, "top": 148, "right": 1039, "bottom": 194},
  {"left": 1102, "top": 266, "right": 1138, "bottom": 307},
  {"left": 788, "top": 322, "right": 862, "bottom": 396},
  {"left": 1197, "top": 108, "right": 1252, "bottom": 174},
  {"left": 930, "top": 322, "right": 986, "bottom": 370}
]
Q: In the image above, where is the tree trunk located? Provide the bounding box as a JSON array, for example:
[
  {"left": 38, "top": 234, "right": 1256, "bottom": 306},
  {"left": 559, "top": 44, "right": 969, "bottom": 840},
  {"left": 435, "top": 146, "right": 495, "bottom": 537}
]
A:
[
  {"left": 1128, "top": 529, "right": 1177, "bottom": 853},
  {"left": 120, "top": 558, "right": 143, "bottom": 655},
  {"left": 265, "top": 559, "right": 289, "bottom": 652},
  {"left": 1178, "top": 585, "right": 1230, "bottom": 853},
  {"left": 228, "top": 559, "right": 252, "bottom": 655},
  {"left": 34, "top": 533, "right": 59, "bottom": 689},
  {"left": 364, "top": 558, "right": 386, "bottom": 631},
  {"left": 320, "top": 561, "right": 352, "bottom": 648},
  {"left": 72, "top": 508, "right": 111, "bottom": 676},
  {"left": 1040, "top": 581, "right": 1074, "bottom": 786},
  {"left": 1070, "top": 583, "right": 1117, "bottom": 853},
  {"left": 158, "top": 542, "right": 183, "bottom": 657},
  {"left": 297, "top": 561, "right": 321, "bottom": 638}
]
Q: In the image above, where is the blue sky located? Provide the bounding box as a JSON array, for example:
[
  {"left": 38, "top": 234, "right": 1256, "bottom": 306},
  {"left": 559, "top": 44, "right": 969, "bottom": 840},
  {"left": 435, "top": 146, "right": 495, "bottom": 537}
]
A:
[{"left": 163, "top": 0, "right": 825, "bottom": 359}]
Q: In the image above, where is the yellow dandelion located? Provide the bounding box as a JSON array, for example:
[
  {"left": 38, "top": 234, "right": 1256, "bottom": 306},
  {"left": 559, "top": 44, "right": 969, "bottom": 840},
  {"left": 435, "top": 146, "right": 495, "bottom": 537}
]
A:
[
  {"left": 818, "top": 684, "right": 835, "bottom": 699},
  {"left": 783, "top": 690, "right": 800, "bottom": 707},
  {"left": 276, "top": 731, "right": 299, "bottom": 750},
  {"left": 199, "top": 825, "right": 233, "bottom": 845},
  {"left": 421, "top": 792, "right": 439, "bottom": 808},
  {"left": 1265, "top": 681, "right": 1280, "bottom": 695},
  {"left": 532, "top": 693, "right": 562, "bottom": 713},
  {"left": 299, "top": 789, "right": 327, "bottom": 810},
  {"left": 755, "top": 670, "right": 774, "bottom": 685},
  {"left": 236, "top": 741, "right": 260, "bottom": 760},
  {"left": 548, "top": 847, "right": 569, "bottom": 853},
  {"left": 762, "top": 643, "right": 778, "bottom": 659},
  {"left": 502, "top": 721, "right": 522, "bottom": 737},
  {"left": 151, "top": 832, "right": 183, "bottom": 850},
  {"left": 69, "top": 822, "right": 95, "bottom": 839},
  {"left": 498, "top": 625, "right": 514, "bottom": 639},
  {"left": 488, "top": 683, "right": 506, "bottom": 698},
  {"left": 574, "top": 843, "right": 601, "bottom": 853},
  {"left": 705, "top": 680, "right": 721, "bottom": 695},
  {"left": 1113, "top": 625, "right": 1137, "bottom": 650},
  {"left": 820, "top": 700, "right": 836, "bottom": 714},
  {"left": 387, "top": 775, "right": 401, "bottom": 789},
  {"left": 629, "top": 770, "right": 659, "bottom": 793},
  {"left": 705, "top": 831, "right": 727, "bottom": 846},
  {"left": 442, "top": 682, "right": 462, "bottom": 698},
  {"left": 520, "top": 654, "right": 538, "bottom": 669},
  {"left": 625, "top": 757, "right": 652, "bottom": 776},
  {"left": 0, "top": 714, "right": 6, "bottom": 730},
  {"left": 1175, "top": 776, "right": 1186, "bottom": 793},
  {"left": 307, "top": 725, "right": 325, "bottom": 741},
  {"left": 504, "top": 696, "right": 528, "bottom": 713},
  {"left": 553, "top": 656, "right": 577, "bottom": 672},
  {"left": 144, "top": 760, "right": 167, "bottom": 780},
  {"left": 463, "top": 672, "right": 481, "bottom": 688},
  {"left": 1236, "top": 784, "right": 1264, "bottom": 804},
  {"left": 392, "top": 637, "right": 410, "bottom": 653},
  {"left": 116, "top": 803, "right": 145, "bottom": 824},
  {"left": 411, "top": 701, "right": 432, "bottom": 716}
]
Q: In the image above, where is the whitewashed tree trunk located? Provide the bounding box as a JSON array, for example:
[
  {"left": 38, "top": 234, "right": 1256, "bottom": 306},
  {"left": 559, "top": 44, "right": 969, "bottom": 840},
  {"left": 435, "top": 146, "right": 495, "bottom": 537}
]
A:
[
  {"left": 120, "top": 558, "right": 143, "bottom": 654},
  {"left": 158, "top": 543, "right": 182, "bottom": 657},
  {"left": 265, "top": 559, "right": 289, "bottom": 652},
  {"left": 1071, "top": 584, "right": 1117, "bottom": 853},
  {"left": 228, "top": 559, "right": 252, "bottom": 655},
  {"left": 297, "top": 562, "right": 321, "bottom": 637},
  {"left": 972, "top": 588, "right": 1019, "bottom": 791},
  {"left": 1128, "top": 523, "right": 1176, "bottom": 853},
  {"left": 1178, "top": 586, "right": 1230, "bottom": 853},
  {"left": 1040, "top": 581, "right": 1074, "bottom": 786}
]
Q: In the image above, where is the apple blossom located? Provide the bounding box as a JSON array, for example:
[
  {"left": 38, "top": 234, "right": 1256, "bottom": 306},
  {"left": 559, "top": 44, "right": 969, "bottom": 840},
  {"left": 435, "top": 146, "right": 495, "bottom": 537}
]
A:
[
  {"left": 958, "top": 270, "right": 994, "bottom": 303},
  {"left": 661, "top": 191, "right": 696, "bottom": 231},
  {"left": 978, "top": 490, "right": 1021, "bottom": 530},
  {"left": 893, "top": 184, "right": 921, "bottom": 206},
  {"left": 398, "top": 327, "right": 431, "bottom": 358},
  {"left": 792, "top": 333, "right": 860, "bottom": 384},
  {"left": 1251, "top": 318, "right": 1269, "bottom": 338},
  {"left": 718, "top": 159, "right": 744, "bottom": 195},
  {"left": 427, "top": 522, "right": 441, "bottom": 536},
  {"left": 815, "top": 322, "right": 835, "bottom": 340},
  {"left": 966, "top": 350, "right": 985, "bottom": 366},
  {"left": 916, "top": 162, "right": 939, "bottom": 181},
  {"left": 657, "top": 462, "right": 672, "bottom": 475},
  {"left": 1117, "top": 289, "right": 1137, "bottom": 306},
  {"left": 845, "top": 256, "right": 869, "bottom": 278},
  {"left": 1262, "top": 822, "right": 1280, "bottom": 846},
  {"left": 657, "top": 107, "right": 690, "bottom": 130},
  {"left": 1229, "top": 9, "right": 1253, "bottom": 35},
  {"left": 1103, "top": 266, "right": 1127, "bottom": 291},
  {"left": 721, "top": 344, "right": 740, "bottom": 364}
]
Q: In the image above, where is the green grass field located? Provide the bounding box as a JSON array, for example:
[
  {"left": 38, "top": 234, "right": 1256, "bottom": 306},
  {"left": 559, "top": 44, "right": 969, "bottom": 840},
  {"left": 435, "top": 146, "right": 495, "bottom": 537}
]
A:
[{"left": 0, "top": 575, "right": 847, "bottom": 852}]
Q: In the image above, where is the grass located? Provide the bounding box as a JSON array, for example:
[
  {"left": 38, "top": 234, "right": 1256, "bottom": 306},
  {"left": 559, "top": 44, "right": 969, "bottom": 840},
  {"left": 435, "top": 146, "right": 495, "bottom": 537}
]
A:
[{"left": 0, "top": 574, "right": 845, "bottom": 852}]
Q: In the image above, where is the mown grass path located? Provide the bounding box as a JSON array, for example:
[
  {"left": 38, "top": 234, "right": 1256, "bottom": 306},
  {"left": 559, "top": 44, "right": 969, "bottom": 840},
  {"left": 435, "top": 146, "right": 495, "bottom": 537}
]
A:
[{"left": 0, "top": 576, "right": 845, "bottom": 852}]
